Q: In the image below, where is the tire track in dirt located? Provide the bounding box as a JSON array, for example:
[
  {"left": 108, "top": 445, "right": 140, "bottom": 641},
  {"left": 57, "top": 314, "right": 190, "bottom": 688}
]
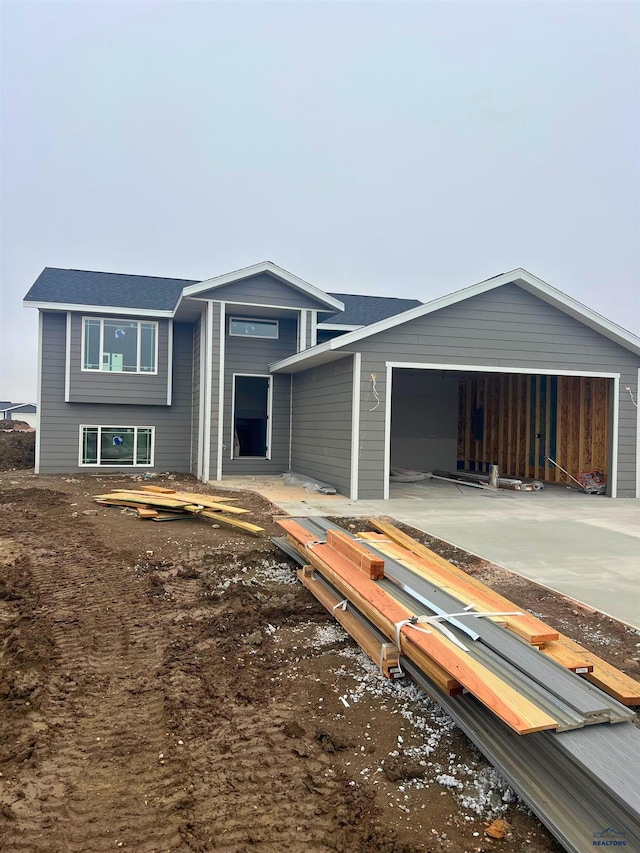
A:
[
  {"left": 1, "top": 491, "right": 190, "bottom": 852},
  {"left": 1, "top": 487, "right": 416, "bottom": 853}
]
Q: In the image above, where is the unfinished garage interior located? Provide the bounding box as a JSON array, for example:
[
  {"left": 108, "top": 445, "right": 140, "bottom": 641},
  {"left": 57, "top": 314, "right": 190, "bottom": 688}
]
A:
[
  {"left": 390, "top": 367, "right": 614, "bottom": 487},
  {"left": 277, "top": 271, "right": 640, "bottom": 501}
]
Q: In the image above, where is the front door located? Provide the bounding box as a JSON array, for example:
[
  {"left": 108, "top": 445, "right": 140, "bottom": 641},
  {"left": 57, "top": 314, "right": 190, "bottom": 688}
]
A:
[{"left": 232, "top": 375, "right": 270, "bottom": 458}]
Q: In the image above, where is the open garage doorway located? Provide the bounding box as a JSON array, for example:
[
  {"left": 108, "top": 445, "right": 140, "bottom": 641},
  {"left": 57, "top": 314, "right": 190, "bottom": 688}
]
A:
[{"left": 388, "top": 366, "right": 616, "bottom": 494}]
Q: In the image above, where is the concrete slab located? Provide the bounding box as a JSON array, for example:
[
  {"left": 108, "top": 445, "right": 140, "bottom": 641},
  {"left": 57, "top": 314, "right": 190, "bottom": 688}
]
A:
[{"left": 217, "top": 475, "right": 640, "bottom": 628}]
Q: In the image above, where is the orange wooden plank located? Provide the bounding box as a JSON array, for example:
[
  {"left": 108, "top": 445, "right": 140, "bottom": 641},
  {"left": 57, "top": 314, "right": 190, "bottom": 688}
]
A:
[
  {"left": 368, "top": 520, "right": 559, "bottom": 644},
  {"left": 137, "top": 507, "right": 159, "bottom": 518},
  {"left": 276, "top": 518, "right": 320, "bottom": 546},
  {"left": 547, "top": 634, "right": 640, "bottom": 706},
  {"left": 538, "top": 640, "right": 593, "bottom": 673},
  {"left": 326, "top": 529, "right": 384, "bottom": 580},
  {"left": 302, "top": 541, "right": 557, "bottom": 735}
]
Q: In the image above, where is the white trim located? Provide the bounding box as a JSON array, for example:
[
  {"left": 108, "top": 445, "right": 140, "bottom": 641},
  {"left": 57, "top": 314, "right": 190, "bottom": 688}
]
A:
[
  {"left": 35, "top": 311, "right": 43, "bottom": 473},
  {"left": 230, "top": 373, "right": 273, "bottom": 461},
  {"left": 350, "top": 352, "right": 361, "bottom": 501},
  {"left": 64, "top": 312, "right": 71, "bottom": 402},
  {"left": 317, "top": 323, "right": 364, "bottom": 331},
  {"left": 179, "top": 261, "right": 344, "bottom": 311},
  {"left": 216, "top": 302, "right": 226, "bottom": 481},
  {"left": 385, "top": 361, "right": 620, "bottom": 379},
  {"left": 383, "top": 363, "right": 393, "bottom": 500},
  {"left": 78, "top": 424, "right": 155, "bottom": 467},
  {"left": 271, "top": 268, "right": 640, "bottom": 373},
  {"left": 187, "top": 298, "right": 306, "bottom": 313},
  {"left": 197, "top": 310, "right": 206, "bottom": 479},
  {"left": 166, "top": 319, "right": 173, "bottom": 405},
  {"left": 80, "top": 316, "right": 159, "bottom": 375},
  {"left": 636, "top": 369, "right": 640, "bottom": 499},
  {"left": 288, "top": 373, "right": 293, "bottom": 470},
  {"left": 611, "top": 376, "right": 619, "bottom": 499},
  {"left": 299, "top": 310, "right": 307, "bottom": 352},
  {"left": 228, "top": 316, "right": 279, "bottom": 339},
  {"left": 202, "top": 301, "right": 213, "bottom": 481},
  {"left": 24, "top": 300, "right": 173, "bottom": 318},
  {"left": 136, "top": 320, "right": 141, "bottom": 373},
  {"left": 310, "top": 311, "right": 318, "bottom": 347}
]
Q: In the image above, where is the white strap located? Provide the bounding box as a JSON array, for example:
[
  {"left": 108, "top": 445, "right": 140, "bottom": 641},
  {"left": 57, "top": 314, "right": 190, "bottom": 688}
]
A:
[
  {"left": 332, "top": 599, "right": 348, "bottom": 612},
  {"left": 393, "top": 608, "right": 524, "bottom": 655}
]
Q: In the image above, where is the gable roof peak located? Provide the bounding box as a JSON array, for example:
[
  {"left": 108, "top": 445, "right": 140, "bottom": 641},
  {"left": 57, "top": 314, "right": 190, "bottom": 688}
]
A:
[
  {"left": 270, "top": 267, "right": 640, "bottom": 372},
  {"left": 179, "top": 261, "right": 344, "bottom": 311}
]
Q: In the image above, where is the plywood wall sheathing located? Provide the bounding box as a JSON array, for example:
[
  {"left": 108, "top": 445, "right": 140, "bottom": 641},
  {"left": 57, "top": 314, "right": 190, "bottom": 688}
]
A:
[{"left": 457, "top": 375, "right": 610, "bottom": 483}]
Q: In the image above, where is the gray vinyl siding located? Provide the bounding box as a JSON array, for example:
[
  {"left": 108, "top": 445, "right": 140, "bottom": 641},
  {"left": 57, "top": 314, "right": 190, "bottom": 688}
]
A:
[
  {"left": 68, "top": 313, "right": 170, "bottom": 405},
  {"left": 195, "top": 273, "right": 326, "bottom": 310},
  {"left": 349, "top": 285, "right": 640, "bottom": 498},
  {"left": 290, "top": 357, "right": 353, "bottom": 497},
  {"left": 190, "top": 315, "right": 201, "bottom": 475},
  {"left": 38, "top": 312, "right": 193, "bottom": 473},
  {"left": 221, "top": 317, "right": 297, "bottom": 474},
  {"left": 305, "top": 311, "right": 313, "bottom": 349}
]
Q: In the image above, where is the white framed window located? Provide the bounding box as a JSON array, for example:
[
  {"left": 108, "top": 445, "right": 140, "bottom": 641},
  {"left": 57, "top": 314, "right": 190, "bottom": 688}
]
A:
[
  {"left": 79, "top": 425, "right": 155, "bottom": 467},
  {"left": 229, "top": 317, "right": 279, "bottom": 339},
  {"left": 82, "top": 317, "right": 158, "bottom": 373}
]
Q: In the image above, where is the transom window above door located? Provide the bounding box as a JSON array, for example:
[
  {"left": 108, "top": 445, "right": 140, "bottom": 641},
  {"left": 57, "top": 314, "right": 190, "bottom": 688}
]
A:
[
  {"left": 82, "top": 317, "right": 157, "bottom": 373},
  {"left": 229, "top": 318, "right": 279, "bottom": 339}
]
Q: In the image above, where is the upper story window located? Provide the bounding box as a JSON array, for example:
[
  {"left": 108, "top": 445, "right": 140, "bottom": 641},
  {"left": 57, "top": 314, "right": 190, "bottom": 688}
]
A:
[
  {"left": 229, "top": 317, "right": 279, "bottom": 339},
  {"left": 82, "top": 318, "right": 157, "bottom": 373}
]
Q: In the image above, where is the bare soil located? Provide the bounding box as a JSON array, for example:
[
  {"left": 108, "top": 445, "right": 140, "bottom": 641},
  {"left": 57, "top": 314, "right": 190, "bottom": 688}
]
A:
[
  {"left": 1, "top": 471, "right": 637, "bottom": 853},
  {"left": 0, "top": 431, "right": 35, "bottom": 471}
]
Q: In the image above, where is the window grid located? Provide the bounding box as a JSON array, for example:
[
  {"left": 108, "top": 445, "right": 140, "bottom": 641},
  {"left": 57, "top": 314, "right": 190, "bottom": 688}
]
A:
[
  {"left": 79, "top": 425, "right": 155, "bottom": 467},
  {"left": 81, "top": 317, "right": 158, "bottom": 374}
]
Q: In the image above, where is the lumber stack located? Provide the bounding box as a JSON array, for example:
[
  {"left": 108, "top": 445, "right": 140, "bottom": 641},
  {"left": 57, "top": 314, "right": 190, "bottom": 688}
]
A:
[
  {"left": 275, "top": 517, "right": 640, "bottom": 730},
  {"left": 368, "top": 519, "right": 640, "bottom": 704},
  {"left": 274, "top": 516, "right": 640, "bottom": 853},
  {"left": 93, "top": 486, "right": 265, "bottom": 536}
]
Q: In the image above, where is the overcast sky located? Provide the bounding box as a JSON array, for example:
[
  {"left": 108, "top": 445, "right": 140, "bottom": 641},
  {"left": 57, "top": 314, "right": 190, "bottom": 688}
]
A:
[{"left": 1, "top": 1, "right": 638, "bottom": 401}]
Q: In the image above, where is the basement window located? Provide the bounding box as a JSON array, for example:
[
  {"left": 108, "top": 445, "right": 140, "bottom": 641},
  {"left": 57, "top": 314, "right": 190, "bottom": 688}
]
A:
[
  {"left": 229, "top": 318, "right": 279, "bottom": 339},
  {"left": 80, "top": 426, "right": 154, "bottom": 466},
  {"left": 82, "top": 317, "right": 157, "bottom": 373}
]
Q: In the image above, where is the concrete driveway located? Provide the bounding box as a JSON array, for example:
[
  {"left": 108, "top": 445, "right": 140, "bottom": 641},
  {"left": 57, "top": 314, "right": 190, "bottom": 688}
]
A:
[{"left": 225, "top": 476, "right": 640, "bottom": 628}]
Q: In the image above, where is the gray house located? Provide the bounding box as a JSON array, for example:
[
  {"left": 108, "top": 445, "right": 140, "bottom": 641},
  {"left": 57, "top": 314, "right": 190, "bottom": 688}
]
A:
[{"left": 24, "top": 262, "right": 640, "bottom": 498}]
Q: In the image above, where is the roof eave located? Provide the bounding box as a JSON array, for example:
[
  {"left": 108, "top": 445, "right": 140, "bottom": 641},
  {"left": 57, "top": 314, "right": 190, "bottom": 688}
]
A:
[
  {"left": 271, "top": 268, "right": 640, "bottom": 368},
  {"left": 23, "top": 301, "right": 175, "bottom": 318}
]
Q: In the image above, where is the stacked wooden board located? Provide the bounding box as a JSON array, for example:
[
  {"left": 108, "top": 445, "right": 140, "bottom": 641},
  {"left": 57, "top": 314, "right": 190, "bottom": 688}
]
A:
[
  {"left": 274, "top": 516, "right": 640, "bottom": 852},
  {"left": 94, "top": 485, "right": 265, "bottom": 536}
]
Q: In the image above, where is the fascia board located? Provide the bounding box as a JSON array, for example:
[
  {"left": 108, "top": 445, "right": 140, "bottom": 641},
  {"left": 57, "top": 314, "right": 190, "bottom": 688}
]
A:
[
  {"left": 179, "top": 261, "right": 345, "bottom": 312},
  {"left": 23, "top": 301, "right": 174, "bottom": 318},
  {"left": 514, "top": 272, "right": 640, "bottom": 356},
  {"left": 317, "top": 323, "right": 364, "bottom": 331},
  {"left": 270, "top": 347, "right": 352, "bottom": 374}
]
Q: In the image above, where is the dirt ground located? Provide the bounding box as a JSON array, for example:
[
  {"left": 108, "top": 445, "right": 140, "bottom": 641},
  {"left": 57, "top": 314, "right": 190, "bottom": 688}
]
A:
[
  {"left": 1, "top": 471, "right": 638, "bottom": 853},
  {"left": 0, "top": 430, "right": 35, "bottom": 471}
]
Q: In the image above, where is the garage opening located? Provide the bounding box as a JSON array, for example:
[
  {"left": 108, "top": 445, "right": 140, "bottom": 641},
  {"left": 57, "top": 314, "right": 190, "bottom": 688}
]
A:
[{"left": 389, "top": 368, "right": 613, "bottom": 487}]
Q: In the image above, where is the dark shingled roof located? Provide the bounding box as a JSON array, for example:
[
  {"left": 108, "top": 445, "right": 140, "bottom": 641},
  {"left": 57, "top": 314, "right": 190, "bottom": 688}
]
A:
[
  {"left": 23, "top": 268, "right": 422, "bottom": 326},
  {"left": 24, "top": 268, "right": 197, "bottom": 311},
  {"left": 324, "top": 293, "right": 423, "bottom": 326}
]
